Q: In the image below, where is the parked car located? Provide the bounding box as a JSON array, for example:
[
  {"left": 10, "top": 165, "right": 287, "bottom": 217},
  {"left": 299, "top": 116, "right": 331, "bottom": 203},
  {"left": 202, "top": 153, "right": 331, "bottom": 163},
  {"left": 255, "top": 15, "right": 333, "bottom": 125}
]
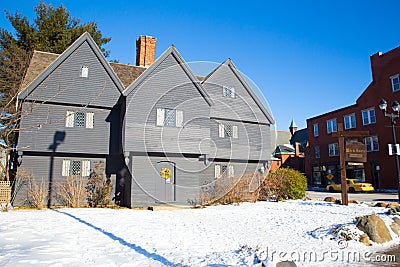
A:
[{"left": 326, "top": 179, "right": 374, "bottom": 193}]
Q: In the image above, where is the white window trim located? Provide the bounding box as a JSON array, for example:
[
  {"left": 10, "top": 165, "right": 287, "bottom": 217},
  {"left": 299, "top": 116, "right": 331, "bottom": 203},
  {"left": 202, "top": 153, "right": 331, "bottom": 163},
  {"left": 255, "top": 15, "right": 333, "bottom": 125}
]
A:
[
  {"left": 344, "top": 113, "right": 356, "bottom": 130},
  {"left": 156, "top": 108, "right": 183, "bottom": 127},
  {"left": 66, "top": 111, "right": 75, "bottom": 127},
  {"left": 86, "top": 112, "right": 94, "bottom": 129},
  {"left": 364, "top": 136, "right": 379, "bottom": 152},
  {"left": 362, "top": 108, "right": 376, "bottom": 125},
  {"left": 62, "top": 160, "right": 71, "bottom": 176},
  {"left": 391, "top": 74, "right": 400, "bottom": 92},
  {"left": 326, "top": 119, "right": 337, "bottom": 134},
  {"left": 313, "top": 124, "right": 318, "bottom": 137},
  {"left": 218, "top": 122, "right": 238, "bottom": 138},
  {"left": 328, "top": 143, "right": 339, "bottom": 157},
  {"left": 80, "top": 66, "right": 89, "bottom": 78}
]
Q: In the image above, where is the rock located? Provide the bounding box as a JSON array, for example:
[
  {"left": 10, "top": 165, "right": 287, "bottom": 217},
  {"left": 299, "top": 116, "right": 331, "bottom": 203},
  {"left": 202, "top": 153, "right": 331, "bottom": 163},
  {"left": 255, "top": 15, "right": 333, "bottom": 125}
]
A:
[
  {"left": 359, "top": 233, "right": 372, "bottom": 246},
  {"left": 390, "top": 222, "right": 400, "bottom": 236},
  {"left": 303, "top": 196, "right": 312, "bottom": 201},
  {"left": 349, "top": 200, "right": 360, "bottom": 204},
  {"left": 386, "top": 202, "right": 400, "bottom": 209},
  {"left": 375, "top": 202, "right": 387, "bottom": 208},
  {"left": 335, "top": 199, "right": 342, "bottom": 205},
  {"left": 356, "top": 214, "right": 392, "bottom": 244},
  {"left": 393, "top": 216, "right": 400, "bottom": 226},
  {"left": 276, "top": 261, "right": 297, "bottom": 267},
  {"left": 324, "top": 197, "right": 336, "bottom": 202}
]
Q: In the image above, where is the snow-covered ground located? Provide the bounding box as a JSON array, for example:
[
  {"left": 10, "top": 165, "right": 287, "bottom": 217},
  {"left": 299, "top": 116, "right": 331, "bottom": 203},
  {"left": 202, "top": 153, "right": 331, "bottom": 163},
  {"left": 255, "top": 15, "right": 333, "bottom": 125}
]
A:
[{"left": 0, "top": 200, "right": 399, "bottom": 267}]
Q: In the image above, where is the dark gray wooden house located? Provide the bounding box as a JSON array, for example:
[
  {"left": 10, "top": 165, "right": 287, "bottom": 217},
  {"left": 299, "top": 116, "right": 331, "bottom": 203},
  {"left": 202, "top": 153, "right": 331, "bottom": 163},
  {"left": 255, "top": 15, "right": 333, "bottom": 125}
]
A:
[{"left": 16, "top": 32, "right": 275, "bottom": 207}]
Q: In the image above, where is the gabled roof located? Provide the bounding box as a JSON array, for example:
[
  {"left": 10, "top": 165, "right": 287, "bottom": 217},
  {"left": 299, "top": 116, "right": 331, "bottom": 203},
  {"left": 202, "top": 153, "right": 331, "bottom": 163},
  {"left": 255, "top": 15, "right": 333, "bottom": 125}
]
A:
[
  {"left": 273, "top": 144, "right": 295, "bottom": 155},
  {"left": 123, "top": 46, "right": 213, "bottom": 106},
  {"left": 202, "top": 59, "right": 275, "bottom": 124},
  {"left": 18, "top": 32, "right": 126, "bottom": 99}
]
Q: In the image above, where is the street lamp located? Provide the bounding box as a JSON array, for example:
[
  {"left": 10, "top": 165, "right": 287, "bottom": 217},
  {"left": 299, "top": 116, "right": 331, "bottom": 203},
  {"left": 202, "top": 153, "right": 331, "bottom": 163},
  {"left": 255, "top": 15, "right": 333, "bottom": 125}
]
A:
[{"left": 378, "top": 99, "right": 400, "bottom": 203}]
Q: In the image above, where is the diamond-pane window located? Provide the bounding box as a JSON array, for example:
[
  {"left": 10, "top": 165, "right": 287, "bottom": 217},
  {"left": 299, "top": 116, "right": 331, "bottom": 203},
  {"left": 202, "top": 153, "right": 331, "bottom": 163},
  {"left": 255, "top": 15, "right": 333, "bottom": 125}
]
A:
[
  {"left": 225, "top": 124, "right": 233, "bottom": 137},
  {"left": 71, "top": 161, "right": 81, "bottom": 175},
  {"left": 75, "top": 112, "right": 85, "bottom": 127},
  {"left": 221, "top": 165, "right": 228, "bottom": 175},
  {"left": 164, "top": 109, "right": 175, "bottom": 126}
]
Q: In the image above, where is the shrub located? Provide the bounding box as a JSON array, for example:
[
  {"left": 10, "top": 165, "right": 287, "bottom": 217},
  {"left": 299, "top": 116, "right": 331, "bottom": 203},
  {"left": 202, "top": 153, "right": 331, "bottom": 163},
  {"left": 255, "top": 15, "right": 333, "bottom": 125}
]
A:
[
  {"left": 26, "top": 176, "right": 47, "bottom": 209},
  {"left": 213, "top": 172, "right": 265, "bottom": 205},
  {"left": 85, "top": 172, "right": 112, "bottom": 207},
  {"left": 56, "top": 175, "right": 87, "bottom": 207},
  {"left": 259, "top": 168, "right": 307, "bottom": 201}
]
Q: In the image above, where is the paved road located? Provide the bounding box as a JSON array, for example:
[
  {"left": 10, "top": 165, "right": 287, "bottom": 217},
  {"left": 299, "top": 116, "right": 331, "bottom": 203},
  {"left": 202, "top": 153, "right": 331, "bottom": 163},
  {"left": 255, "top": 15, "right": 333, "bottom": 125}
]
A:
[{"left": 306, "top": 190, "right": 399, "bottom": 203}]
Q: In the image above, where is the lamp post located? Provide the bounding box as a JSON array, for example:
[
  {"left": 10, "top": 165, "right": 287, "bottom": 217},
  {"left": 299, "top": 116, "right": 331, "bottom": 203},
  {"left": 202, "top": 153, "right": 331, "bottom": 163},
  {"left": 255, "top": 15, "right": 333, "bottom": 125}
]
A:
[{"left": 379, "top": 99, "right": 400, "bottom": 203}]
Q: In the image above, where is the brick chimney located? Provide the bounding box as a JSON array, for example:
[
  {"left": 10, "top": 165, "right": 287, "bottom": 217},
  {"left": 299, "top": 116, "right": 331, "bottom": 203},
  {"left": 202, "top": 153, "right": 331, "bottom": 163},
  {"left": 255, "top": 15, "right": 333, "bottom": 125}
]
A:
[{"left": 136, "top": 36, "right": 156, "bottom": 67}]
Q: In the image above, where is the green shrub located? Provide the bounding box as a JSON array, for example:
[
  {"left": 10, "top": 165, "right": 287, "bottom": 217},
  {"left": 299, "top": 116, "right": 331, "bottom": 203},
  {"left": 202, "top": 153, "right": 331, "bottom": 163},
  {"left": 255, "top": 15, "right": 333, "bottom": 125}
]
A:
[{"left": 259, "top": 168, "right": 307, "bottom": 201}]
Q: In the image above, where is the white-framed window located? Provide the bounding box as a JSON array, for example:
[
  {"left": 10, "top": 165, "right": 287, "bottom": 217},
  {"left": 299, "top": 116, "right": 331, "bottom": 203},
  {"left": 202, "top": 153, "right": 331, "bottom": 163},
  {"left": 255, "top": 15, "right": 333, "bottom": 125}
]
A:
[
  {"left": 391, "top": 74, "right": 400, "bottom": 92},
  {"left": 328, "top": 143, "right": 339, "bottom": 156},
  {"left": 314, "top": 146, "right": 320, "bottom": 159},
  {"left": 222, "top": 86, "right": 235, "bottom": 98},
  {"left": 326, "top": 119, "right": 337, "bottom": 134},
  {"left": 218, "top": 123, "right": 238, "bottom": 138},
  {"left": 362, "top": 108, "right": 376, "bottom": 125},
  {"left": 80, "top": 66, "right": 89, "bottom": 78},
  {"left": 364, "top": 136, "right": 379, "bottom": 152},
  {"left": 86, "top": 112, "right": 94, "bottom": 129},
  {"left": 344, "top": 113, "right": 356, "bottom": 130},
  {"left": 215, "top": 164, "right": 234, "bottom": 178},
  {"left": 156, "top": 108, "right": 183, "bottom": 127},
  {"left": 62, "top": 159, "right": 90, "bottom": 176},
  {"left": 313, "top": 124, "right": 319, "bottom": 137},
  {"left": 66, "top": 111, "right": 75, "bottom": 127},
  {"left": 65, "top": 111, "right": 94, "bottom": 128}
]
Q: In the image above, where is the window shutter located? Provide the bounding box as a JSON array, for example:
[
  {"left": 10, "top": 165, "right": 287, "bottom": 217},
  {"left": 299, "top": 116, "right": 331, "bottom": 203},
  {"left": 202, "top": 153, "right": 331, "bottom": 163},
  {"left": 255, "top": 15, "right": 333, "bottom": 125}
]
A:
[
  {"left": 233, "top": 125, "right": 238, "bottom": 139},
  {"left": 86, "top": 112, "right": 94, "bottom": 128},
  {"left": 231, "top": 87, "right": 235, "bottom": 98},
  {"left": 219, "top": 123, "right": 225, "bottom": 138},
  {"left": 176, "top": 110, "right": 183, "bottom": 127},
  {"left": 66, "top": 111, "right": 74, "bottom": 127},
  {"left": 156, "top": 108, "right": 165, "bottom": 126},
  {"left": 215, "top": 164, "right": 221, "bottom": 178},
  {"left": 62, "top": 160, "right": 71, "bottom": 176},
  {"left": 82, "top": 160, "right": 91, "bottom": 176},
  {"left": 228, "top": 165, "right": 234, "bottom": 177}
]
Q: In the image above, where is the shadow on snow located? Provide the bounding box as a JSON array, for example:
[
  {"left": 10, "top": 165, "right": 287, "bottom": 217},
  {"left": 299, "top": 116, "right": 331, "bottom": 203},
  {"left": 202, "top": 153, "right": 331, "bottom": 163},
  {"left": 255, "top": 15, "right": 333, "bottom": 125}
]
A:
[{"left": 53, "top": 209, "right": 183, "bottom": 266}]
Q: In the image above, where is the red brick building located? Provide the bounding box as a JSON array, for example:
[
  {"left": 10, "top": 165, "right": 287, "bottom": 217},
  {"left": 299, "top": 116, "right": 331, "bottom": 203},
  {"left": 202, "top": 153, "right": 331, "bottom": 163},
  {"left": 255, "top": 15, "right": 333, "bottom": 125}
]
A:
[{"left": 306, "top": 46, "right": 400, "bottom": 189}]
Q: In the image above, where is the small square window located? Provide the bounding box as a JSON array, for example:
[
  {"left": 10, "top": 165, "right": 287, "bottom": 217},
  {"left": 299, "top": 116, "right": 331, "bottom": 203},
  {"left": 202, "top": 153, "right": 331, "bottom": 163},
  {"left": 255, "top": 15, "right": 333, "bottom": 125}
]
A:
[
  {"left": 80, "top": 66, "right": 89, "bottom": 78},
  {"left": 222, "top": 86, "right": 235, "bottom": 98}
]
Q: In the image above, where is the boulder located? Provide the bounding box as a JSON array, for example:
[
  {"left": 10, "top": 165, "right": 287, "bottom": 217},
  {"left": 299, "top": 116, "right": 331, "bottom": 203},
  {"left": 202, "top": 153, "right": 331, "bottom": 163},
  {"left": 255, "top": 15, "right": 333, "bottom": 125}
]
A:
[
  {"left": 324, "top": 197, "right": 336, "bottom": 203},
  {"left": 390, "top": 222, "right": 400, "bottom": 236},
  {"left": 349, "top": 200, "right": 360, "bottom": 204},
  {"left": 393, "top": 216, "right": 400, "bottom": 226},
  {"left": 359, "top": 233, "right": 372, "bottom": 246},
  {"left": 387, "top": 202, "right": 400, "bottom": 209},
  {"left": 356, "top": 215, "right": 392, "bottom": 244},
  {"left": 276, "top": 261, "right": 297, "bottom": 267}
]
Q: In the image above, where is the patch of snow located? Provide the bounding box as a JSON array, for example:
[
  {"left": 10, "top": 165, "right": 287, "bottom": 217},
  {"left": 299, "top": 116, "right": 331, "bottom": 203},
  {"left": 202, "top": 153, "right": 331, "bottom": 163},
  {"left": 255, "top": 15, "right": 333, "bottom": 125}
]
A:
[{"left": 0, "top": 200, "right": 398, "bottom": 266}]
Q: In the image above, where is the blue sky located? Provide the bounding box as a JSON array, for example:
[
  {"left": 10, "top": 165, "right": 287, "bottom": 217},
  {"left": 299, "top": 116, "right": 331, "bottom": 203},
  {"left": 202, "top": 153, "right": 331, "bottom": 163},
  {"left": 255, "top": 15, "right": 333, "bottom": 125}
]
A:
[{"left": 1, "top": 0, "right": 400, "bottom": 130}]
